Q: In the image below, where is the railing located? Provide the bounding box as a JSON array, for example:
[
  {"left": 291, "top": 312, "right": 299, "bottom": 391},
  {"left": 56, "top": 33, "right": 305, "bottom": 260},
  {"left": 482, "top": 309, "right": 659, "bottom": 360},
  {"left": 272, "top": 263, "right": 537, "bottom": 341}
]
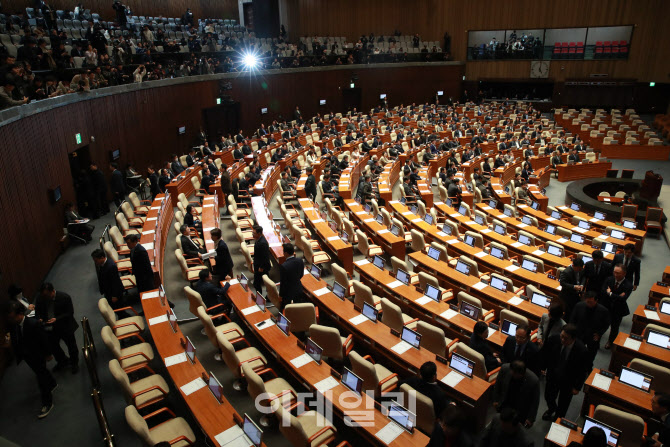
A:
[{"left": 91, "top": 388, "right": 116, "bottom": 447}]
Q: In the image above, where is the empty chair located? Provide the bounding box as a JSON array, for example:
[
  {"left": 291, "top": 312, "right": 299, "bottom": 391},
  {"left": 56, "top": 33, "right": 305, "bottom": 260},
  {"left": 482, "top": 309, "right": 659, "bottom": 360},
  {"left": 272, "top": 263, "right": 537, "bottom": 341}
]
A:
[
  {"left": 517, "top": 230, "right": 537, "bottom": 246},
  {"left": 390, "top": 256, "right": 418, "bottom": 285},
  {"left": 98, "top": 297, "right": 145, "bottom": 340},
  {"left": 217, "top": 332, "right": 267, "bottom": 390},
  {"left": 380, "top": 298, "right": 418, "bottom": 332},
  {"left": 645, "top": 207, "right": 663, "bottom": 237},
  {"left": 243, "top": 363, "right": 297, "bottom": 426},
  {"left": 629, "top": 358, "right": 670, "bottom": 394},
  {"left": 175, "top": 249, "right": 207, "bottom": 284},
  {"left": 499, "top": 309, "right": 533, "bottom": 339},
  {"left": 109, "top": 359, "right": 169, "bottom": 410},
  {"left": 429, "top": 241, "right": 449, "bottom": 262},
  {"left": 103, "top": 241, "right": 132, "bottom": 273},
  {"left": 521, "top": 255, "right": 545, "bottom": 273},
  {"left": 391, "top": 218, "right": 412, "bottom": 244},
  {"left": 349, "top": 350, "right": 399, "bottom": 398},
  {"left": 197, "top": 306, "right": 245, "bottom": 360},
  {"left": 416, "top": 320, "right": 456, "bottom": 357},
  {"left": 464, "top": 231, "right": 484, "bottom": 249},
  {"left": 400, "top": 383, "right": 435, "bottom": 435},
  {"left": 109, "top": 225, "right": 130, "bottom": 255},
  {"left": 352, "top": 280, "right": 381, "bottom": 311},
  {"left": 121, "top": 202, "right": 146, "bottom": 226},
  {"left": 355, "top": 229, "right": 383, "bottom": 257},
  {"left": 309, "top": 324, "right": 353, "bottom": 361},
  {"left": 620, "top": 203, "right": 638, "bottom": 223},
  {"left": 274, "top": 402, "right": 337, "bottom": 447},
  {"left": 418, "top": 271, "right": 453, "bottom": 300},
  {"left": 125, "top": 405, "right": 196, "bottom": 446},
  {"left": 587, "top": 404, "right": 646, "bottom": 447},
  {"left": 332, "top": 263, "right": 354, "bottom": 297},
  {"left": 614, "top": 191, "right": 627, "bottom": 198},
  {"left": 301, "top": 235, "right": 331, "bottom": 267},
  {"left": 450, "top": 342, "right": 500, "bottom": 382},
  {"left": 283, "top": 303, "right": 318, "bottom": 334},
  {"left": 457, "top": 291, "right": 494, "bottom": 322},
  {"left": 262, "top": 275, "right": 283, "bottom": 309},
  {"left": 101, "top": 326, "right": 154, "bottom": 372},
  {"left": 490, "top": 273, "right": 521, "bottom": 294},
  {"left": 410, "top": 229, "right": 426, "bottom": 253}
]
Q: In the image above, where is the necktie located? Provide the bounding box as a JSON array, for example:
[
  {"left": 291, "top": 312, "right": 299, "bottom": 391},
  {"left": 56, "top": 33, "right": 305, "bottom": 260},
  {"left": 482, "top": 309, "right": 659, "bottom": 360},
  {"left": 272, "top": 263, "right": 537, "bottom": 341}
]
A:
[
  {"left": 626, "top": 257, "right": 630, "bottom": 268},
  {"left": 596, "top": 265, "right": 600, "bottom": 276}
]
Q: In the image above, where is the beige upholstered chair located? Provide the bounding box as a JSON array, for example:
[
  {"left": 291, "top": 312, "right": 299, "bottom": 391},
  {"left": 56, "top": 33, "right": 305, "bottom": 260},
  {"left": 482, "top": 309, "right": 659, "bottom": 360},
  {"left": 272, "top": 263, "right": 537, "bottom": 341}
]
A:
[
  {"left": 400, "top": 383, "right": 435, "bottom": 435},
  {"left": 125, "top": 405, "right": 196, "bottom": 446},
  {"left": 217, "top": 332, "right": 267, "bottom": 390},
  {"left": 629, "top": 358, "right": 670, "bottom": 394},
  {"left": 243, "top": 363, "right": 297, "bottom": 426},
  {"left": 284, "top": 304, "right": 318, "bottom": 334},
  {"left": 197, "top": 306, "right": 245, "bottom": 361},
  {"left": 109, "top": 359, "right": 169, "bottom": 410},
  {"left": 349, "top": 350, "right": 399, "bottom": 399},
  {"left": 309, "top": 324, "right": 353, "bottom": 362},
  {"left": 588, "top": 405, "right": 646, "bottom": 447},
  {"left": 98, "top": 297, "right": 145, "bottom": 340},
  {"left": 416, "top": 320, "right": 456, "bottom": 357},
  {"left": 456, "top": 291, "right": 494, "bottom": 322},
  {"left": 380, "top": 298, "right": 418, "bottom": 332},
  {"left": 332, "top": 264, "right": 354, "bottom": 297},
  {"left": 352, "top": 280, "right": 381, "bottom": 310},
  {"left": 101, "top": 325, "right": 154, "bottom": 372},
  {"left": 450, "top": 342, "right": 500, "bottom": 382},
  {"left": 355, "top": 229, "right": 383, "bottom": 257},
  {"left": 274, "top": 403, "right": 337, "bottom": 447}
]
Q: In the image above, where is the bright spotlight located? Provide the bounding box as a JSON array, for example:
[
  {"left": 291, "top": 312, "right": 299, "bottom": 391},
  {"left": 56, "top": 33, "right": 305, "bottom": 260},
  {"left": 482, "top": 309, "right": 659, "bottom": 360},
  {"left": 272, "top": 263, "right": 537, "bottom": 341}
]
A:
[{"left": 242, "top": 53, "right": 259, "bottom": 69}]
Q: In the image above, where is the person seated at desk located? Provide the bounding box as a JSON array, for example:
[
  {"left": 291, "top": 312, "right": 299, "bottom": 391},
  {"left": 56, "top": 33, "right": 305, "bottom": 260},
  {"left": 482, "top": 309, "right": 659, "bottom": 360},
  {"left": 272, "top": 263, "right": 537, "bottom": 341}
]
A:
[
  {"left": 520, "top": 161, "right": 533, "bottom": 181},
  {"left": 649, "top": 393, "right": 670, "bottom": 447},
  {"left": 492, "top": 360, "right": 540, "bottom": 428},
  {"left": 568, "top": 426, "right": 608, "bottom": 447},
  {"left": 438, "top": 167, "right": 448, "bottom": 186},
  {"left": 200, "top": 167, "right": 215, "bottom": 194},
  {"left": 232, "top": 146, "right": 243, "bottom": 160},
  {"left": 204, "top": 157, "right": 219, "bottom": 177},
  {"left": 171, "top": 154, "right": 185, "bottom": 175},
  {"left": 241, "top": 140, "right": 252, "bottom": 156},
  {"left": 179, "top": 224, "right": 206, "bottom": 259},
  {"left": 447, "top": 178, "right": 462, "bottom": 203},
  {"left": 158, "top": 168, "right": 172, "bottom": 193},
  {"left": 550, "top": 151, "right": 562, "bottom": 169},
  {"left": 402, "top": 176, "right": 418, "bottom": 201},
  {"left": 503, "top": 149, "right": 515, "bottom": 164},
  {"left": 470, "top": 321, "right": 501, "bottom": 372},
  {"left": 184, "top": 205, "right": 202, "bottom": 234},
  {"left": 338, "top": 155, "right": 350, "bottom": 172},
  {"left": 357, "top": 174, "right": 374, "bottom": 204},
  {"left": 493, "top": 153, "right": 506, "bottom": 169},
  {"left": 401, "top": 361, "right": 450, "bottom": 418},
  {"left": 280, "top": 171, "right": 295, "bottom": 195},
  {"left": 125, "top": 163, "right": 142, "bottom": 189},
  {"left": 194, "top": 268, "right": 230, "bottom": 313},
  {"left": 479, "top": 179, "right": 492, "bottom": 200},
  {"left": 567, "top": 149, "right": 580, "bottom": 163},
  {"left": 516, "top": 182, "right": 531, "bottom": 205},
  {"left": 185, "top": 148, "right": 197, "bottom": 167},
  {"left": 64, "top": 202, "right": 94, "bottom": 241},
  {"left": 322, "top": 174, "right": 344, "bottom": 208}
]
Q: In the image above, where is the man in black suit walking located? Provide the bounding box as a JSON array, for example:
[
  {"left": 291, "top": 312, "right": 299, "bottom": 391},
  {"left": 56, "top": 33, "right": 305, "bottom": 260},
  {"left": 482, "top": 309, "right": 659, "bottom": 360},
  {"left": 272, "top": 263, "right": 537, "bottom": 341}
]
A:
[
  {"left": 602, "top": 264, "right": 634, "bottom": 349},
  {"left": 401, "top": 361, "right": 450, "bottom": 418},
  {"left": 194, "top": 268, "right": 230, "bottom": 311},
  {"left": 124, "top": 234, "right": 155, "bottom": 293},
  {"left": 35, "top": 283, "right": 80, "bottom": 374},
  {"left": 584, "top": 250, "right": 612, "bottom": 296},
  {"left": 612, "top": 243, "right": 641, "bottom": 291},
  {"left": 109, "top": 162, "right": 125, "bottom": 207},
  {"left": 559, "top": 257, "right": 585, "bottom": 320},
  {"left": 541, "top": 324, "right": 590, "bottom": 420},
  {"left": 5, "top": 300, "right": 57, "bottom": 418},
  {"left": 570, "top": 291, "right": 610, "bottom": 364},
  {"left": 252, "top": 225, "right": 272, "bottom": 294},
  {"left": 210, "top": 228, "right": 234, "bottom": 280},
  {"left": 89, "top": 163, "right": 108, "bottom": 217},
  {"left": 492, "top": 360, "right": 540, "bottom": 428},
  {"left": 91, "top": 249, "right": 126, "bottom": 312},
  {"left": 500, "top": 325, "right": 540, "bottom": 375},
  {"left": 279, "top": 243, "right": 304, "bottom": 310}
]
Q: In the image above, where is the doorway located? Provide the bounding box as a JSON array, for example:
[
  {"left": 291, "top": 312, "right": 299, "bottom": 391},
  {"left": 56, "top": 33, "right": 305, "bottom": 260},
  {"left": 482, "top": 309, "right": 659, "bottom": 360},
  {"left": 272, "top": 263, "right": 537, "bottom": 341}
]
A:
[
  {"left": 342, "top": 87, "right": 362, "bottom": 114},
  {"left": 203, "top": 102, "right": 241, "bottom": 144},
  {"left": 68, "top": 145, "right": 94, "bottom": 218}
]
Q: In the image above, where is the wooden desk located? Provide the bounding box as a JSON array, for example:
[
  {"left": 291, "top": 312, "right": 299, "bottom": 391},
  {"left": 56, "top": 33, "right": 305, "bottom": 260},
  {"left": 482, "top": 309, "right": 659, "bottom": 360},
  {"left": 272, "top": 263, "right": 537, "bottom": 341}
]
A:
[
  {"left": 598, "top": 195, "right": 624, "bottom": 204},
  {"left": 581, "top": 369, "right": 655, "bottom": 423},
  {"left": 556, "top": 161, "right": 612, "bottom": 182},
  {"left": 251, "top": 196, "right": 286, "bottom": 264},
  {"left": 300, "top": 273, "right": 493, "bottom": 431},
  {"left": 544, "top": 419, "right": 584, "bottom": 447},
  {"left": 297, "top": 198, "right": 354, "bottom": 274},
  {"left": 610, "top": 332, "right": 670, "bottom": 374},
  {"left": 377, "top": 159, "right": 400, "bottom": 205},
  {"left": 528, "top": 185, "right": 549, "bottom": 213},
  {"left": 166, "top": 166, "right": 201, "bottom": 209},
  {"left": 632, "top": 304, "right": 670, "bottom": 335},
  {"left": 139, "top": 193, "right": 173, "bottom": 285},
  {"left": 141, "top": 289, "right": 246, "bottom": 446},
  {"left": 648, "top": 282, "right": 670, "bottom": 307},
  {"left": 599, "top": 144, "right": 670, "bottom": 161},
  {"left": 344, "top": 200, "right": 405, "bottom": 261},
  {"left": 225, "top": 282, "right": 429, "bottom": 446},
  {"left": 338, "top": 155, "right": 368, "bottom": 200}
]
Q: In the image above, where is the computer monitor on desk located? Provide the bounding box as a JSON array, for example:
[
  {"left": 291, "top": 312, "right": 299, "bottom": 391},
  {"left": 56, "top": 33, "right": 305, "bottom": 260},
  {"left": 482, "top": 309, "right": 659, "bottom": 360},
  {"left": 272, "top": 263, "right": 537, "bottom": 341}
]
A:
[
  {"left": 424, "top": 284, "right": 442, "bottom": 302},
  {"left": 375, "top": 214, "right": 384, "bottom": 225},
  {"left": 490, "top": 276, "right": 507, "bottom": 293},
  {"left": 342, "top": 231, "right": 349, "bottom": 243},
  {"left": 570, "top": 202, "right": 580, "bottom": 211},
  {"left": 464, "top": 234, "right": 475, "bottom": 247},
  {"left": 458, "top": 205, "right": 467, "bottom": 215},
  {"left": 207, "top": 371, "right": 224, "bottom": 403},
  {"left": 401, "top": 327, "right": 421, "bottom": 349},
  {"left": 449, "top": 352, "right": 475, "bottom": 378},
  {"left": 390, "top": 224, "right": 400, "bottom": 237},
  {"left": 305, "top": 338, "right": 323, "bottom": 365},
  {"left": 341, "top": 367, "right": 363, "bottom": 395},
  {"left": 427, "top": 246, "right": 441, "bottom": 261},
  {"left": 494, "top": 224, "right": 506, "bottom": 235},
  {"left": 185, "top": 336, "right": 196, "bottom": 364},
  {"left": 373, "top": 255, "right": 385, "bottom": 270},
  {"left": 570, "top": 233, "right": 585, "bottom": 245},
  {"left": 547, "top": 244, "right": 563, "bottom": 257},
  {"left": 362, "top": 302, "right": 378, "bottom": 323},
  {"left": 310, "top": 264, "right": 322, "bottom": 280},
  {"left": 551, "top": 210, "right": 562, "bottom": 220},
  {"left": 594, "top": 211, "right": 606, "bottom": 220},
  {"left": 521, "top": 259, "right": 538, "bottom": 273},
  {"left": 255, "top": 292, "right": 266, "bottom": 312},
  {"left": 522, "top": 216, "right": 533, "bottom": 225},
  {"left": 530, "top": 292, "right": 551, "bottom": 309},
  {"left": 582, "top": 416, "right": 621, "bottom": 447},
  {"left": 243, "top": 414, "right": 263, "bottom": 447},
  {"left": 619, "top": 366, "right": 652, "bottom": 392},
  {"left": 610, "top": 229, "right": 625, "bottom": 240},
  {"left": 388, "top": 402, "right": 416, "bottom": 433},
  {"left": 455, "top": 260, "right": 471, "bottom": 276},
  {"left": 424, "top": 214, "right": 434, "bottom": 225},
  {"left": 490, "top": 246, "right": 504, "bottom": 259},
  {"left": 442, "top": 223, "right": 452, "bottom": 236},
  {"left": 396, "top": 269, "right": 410, "bottom": 286},
  {"left": 545, "top": 224, "right": 557, "bottom": 235},
  {"left": 646, "top": 329, "right": 670, "bottom": 350},
  {"left": 602, "top": 242, "right": 617, "bottom": 255},
  {"left": 459, "top": 301, "right": 480, "bottom": 320},
  {"left": 501, "top": 319, "right": 518, "bottom": 337},
  {"left": 474, "top": 214, "right": 485, "bottom": 225},
  {"left": 660, "top": 302, "right": 670, "bottom": 316},
  {"left": 276, "top": 313, "right": 290, "bottom": 336},
  {"left": 332, "top": 282, "right": 346, "bottom": 300},
  {"left": 518, "top": 234, "right": 531, "bottom": 246},
  {"left": 578, "top": 220, "right": 591, "bottom": 230},
  {"left": 622, "top": 220, "right": 637, "bottom": 230}
]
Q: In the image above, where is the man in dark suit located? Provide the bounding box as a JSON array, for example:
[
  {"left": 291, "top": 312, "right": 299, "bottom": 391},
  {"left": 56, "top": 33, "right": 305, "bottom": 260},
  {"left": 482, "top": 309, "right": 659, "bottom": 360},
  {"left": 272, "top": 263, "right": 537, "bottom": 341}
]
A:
[
  {"left": 602, "top": 264, "right": 634, "bottom": 349},
  {"left": 185, "top": 148, "right": 196, "bottom": 167},
  {"left": 252, "top": 225, "right": 272, "bottom": 294},
  {"left": 570, "top": 291, "right": 610, "bottom": 364},
  {"left": 559, "top": 257, "right": 585, "bottom": 320},
  {"left": 124, "top": 234, "right": 154, "bottom": 293},
  {"left": 179, "top": 225, "right": 205, "bottom": 259},
  {"left": 194, "top": 268, "right": 230, "bottom": 311},
  {"left": 501, "top": 325, "right": 540, "bottom": 375},
  {"left": 64, "top": 202, "right": 94, "bottom": 241},
  {"left": 210, "top": 228, "right": 234, "bottom": 279},
  {"left": 36, "top": 283, "right": 79, "bottom": 374},
  {"left": 650, "top": 392, "right": 670, "bottom": 447},
  {"left": 612, "top": 243, "right": 641, "bottom": 291},
  {"left": 91, "top": 248, "right": 126, "bottom": 312},
  {"left": 401, "top": 361, "right": 450, "bottom": 418},
  {"left": 6, "top": 300, "right": 58, "bottom": 418},
  {"left": 470, "top": 321, "right": 501, "bottom": 372},
  {"left": 147, "top": 166, "right": 160, "bottom": 200},
  {"left": 171, "top": 154, "right": 185, "bottom": 175},
  {"left": 279, "top": 243, "right": 304, "bottom": 310},
  {"left": 304, "top": 166, "right": 317, "bottom": 201},
  {"left": 541, "top": 324, "right": 590, "bottom": 420},
  {"left": 584, "top": 250, "right": 612, "bottom": 295},
  {"left": 492, "top": 360, "right": 540, "bottom": 428}
]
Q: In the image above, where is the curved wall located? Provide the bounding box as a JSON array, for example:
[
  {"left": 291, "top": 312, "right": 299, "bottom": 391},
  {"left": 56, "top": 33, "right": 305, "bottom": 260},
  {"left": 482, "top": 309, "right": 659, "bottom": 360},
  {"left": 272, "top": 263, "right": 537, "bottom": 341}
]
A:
[{"left": 0, "top": 62, "right": 463, "bottom": 298}]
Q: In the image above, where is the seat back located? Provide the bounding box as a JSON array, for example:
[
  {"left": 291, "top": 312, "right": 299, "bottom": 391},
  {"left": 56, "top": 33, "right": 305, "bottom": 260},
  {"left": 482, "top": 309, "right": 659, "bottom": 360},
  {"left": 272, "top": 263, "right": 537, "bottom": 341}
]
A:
[
  {"left": 349, "top": 351, "right": 379, "bottom": 395},
  {"left": 241, "top": 363, "right": 273, "bottom": 409},
  {"left": 274, "top": 405, "right": 312, "bottom": 447},
  {"left": 522, "top": 255, "right": 545, "bottom": 273},
  {"left": 464, "top": 231, "right": 484, "bottom": 249},
  {"left": 644, "top": 324, "right": 670, "bottom": 339},
  {"left": 457, "top": 255, "right": 479, "bottom": 277},
  {"left": 263, "top": 275, "right": 282, "bottom": 308},
  {"left": 457, "top": 292, "right": 483, "bottom": 318},
  {"left": 98, "top": 298, "right": 118, "bottom": 327},
  {"left": 503, "top": 204, "right": 516, "bottom": 217},
  {"left": 410, "top": 230, "right": 425, "bottom": 252},
  {"left": 452, "top": 342, "right": 488, "bottom": 379},
  {"left": 284, "top": 303, "right": 316, "bottom": 334},
  {"left": 310, "top": 324, "right": 345, "bottom": 361},
  {"left": 390, "top": 256, "right": 410, "bottom": 276},
  {"left": 429, "top": 241, "right": 449, "bottom": 262},
  {"left": 332, "top": 264, "right": 351, "bottom": 293},
  {"left": 499, "top": 309, "right": 529, "bottom": 329},
  {"left": 352, "top": 280, "right": 376, "bottom": 309},
  {"left": 121, "top": 201, "right": 135, "bottom": 220},
  {"left": 184, "top": 286, "right": 205, "bottom": 317},
  {"left": 380, "top": 298, "right": 405, "bottom": 332},
  {"left": 489, "top": 241, "right": 509, "bottom": 260},
  {"left": 629, "top": 358, "right": 670, "bottom": 395},
  {"left": 418, "top": 272, "right": 440, "bottom": 294},
  {"left": 518, "top": 230, "right": 537, "bottom": 247},
  {"left": 109, "top": 359, "right": 133, "bottom": 404},
  {"left": 103, "top": 241, "right": 120, "bottom": 262},
  {"left": 400, "top": 383, "right": 435, "bottom": 435},
  {"left": 355, "top": 229, "right": 372, "bottom": 256},
  {"left": 109, "top": 226, "right": 125, "bottom": 249},
  {"left": 129, "top": 192, "right": 141, "bottom": 209},
  {"left": 216, "top": 332, "right": 243, "bottom": 379},
  {"left": 101, "top": 325, "right": 122, "bottom": 358},
  {"left": 442, "top": 219, "right": 460, "bottom": 238},
  {"left": 196, "top": 306, "right": 220, "bottom": 349},
  {"left": 125, "top": 405, "right": 153, "bottom": 445},
  {"left": 592, "top": 405, "right": 645, "bottom": 447},
  {"left": 416, "top": 321, "right": 447, "bottom": 357}
]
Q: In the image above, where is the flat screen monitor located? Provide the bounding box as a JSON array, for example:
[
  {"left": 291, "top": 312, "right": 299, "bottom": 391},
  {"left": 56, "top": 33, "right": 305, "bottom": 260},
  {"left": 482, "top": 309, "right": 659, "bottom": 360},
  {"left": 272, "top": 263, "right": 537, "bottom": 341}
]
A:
[
  {"left": 458, "top": 205, "right": 467, "bottom": 215},
  {"left": 342, "top": 231, "right": 349, "bottom": 243},
  {"left": 622, "top": 220, "right": 637, "bottom": 229},
  {"left": 243, "top": 414, "right": 263, "bottom": 447},
  {"left": 373, "top": 255, "right": 385, "bottom": 270},
  {"left": 380, "top": 93, "right": 387, "bottom": 99},
  {"left": 401, "top": 327, "right": 422, "bottom": 349},
  {"left": 490, "top": 246, "right": 504, "bottom": 259},
  {"left": 551, "top": 210, "right": 562, "bottom": 220},
  {"left": 660, "top": 301, "right": 670, "bottom": 316},
  {"left": 518, "top": 234, "right": 531, "bottom": 245},
  {"left": 332, "top": 282, "right": 346, "bottom": 300},
  {"left": 522, "top": 216, "right": 533, "bottom": 225},
  {"left": 610, "top": 229, "right": 625, "bottom": 240},
  {"left": 185, "top": 336, "right": 196, "bottom": 364},
  {"left": 545, "top": 224, "right": 556, "bottom": 235},
  {"left": 305, "top": 338, "right": 323, "bottom": 365},
  {"left": 427, "top": 246, "right": 441, "bottom": 261},
  {"left": 531, "top": 292, "right": 551, "bottom": 309},
  {"left": 505, "top": 186, "right": 510, "bottom": 194},
  {"left": 424, "top": 214, "right": 434, "bottom": 225},
  {"left": 255, "top": 292, "right": 266, "bottom": 312},
  {"left": 474, "top": 214, "right": 485, "bottom": 225},
  {"left": 490, "top": 276, "right": 507, "bottom": 293},
  {"left": 111, "top": 149, "right": 120, "bottom": 160},
  {"left": 594, "top": 211, "right": 606, "bottom": 220},
  {"left": 504, "top": 207, "right": 513, "bottom": 217},
  {"left": 390, "top": 224, "right": 400, "bottom": 237},
  {"left": 240, "top": 273, "right": 249, "bottom": 290},
  {"left": 464, "top": 235, "right": 475, "bottom": 247},
  {"left": 460, "top": 301, "right": 480, "bottom": 320},
  {"left": 341, "top": 367, "right": 363, "bottom": 395},
  {"left": 570, "top": 202, "right": 580, "bottom": 211},
  {"left": 364, "top": 203, "right": 372, "bottom": 213},
  {"left": 319, "top": 99, "right": 326, "bottom": 106},
  {"left": 375, "top": 214, "right": 384, "bottom": 224},
  {"left": 602, "top": 242, "right": 616, "bottom": 254},
  {"left": 646, "top": 330, "right": 670, "bottom": 350},
  {"left": 396, "top": 269, "right": 410, "bottom": 286},
  {"left": 521, "top": 259, "right": 538, "bottom": 273},
  {"left": 455, "top": 260, "right": 471, "bottom": 276},
  {"left": 449, "top": 352, "right": 475, "bottom": 378},
  {"left": 425, "top": 284, "right": 441, "bottom": 302},
  {"left": 442, "top": 223, "right": 452, "bottom": 235},
  {"left": 547, "top": 245, "right": 563, "bottom": 257},
  {"left": 578, "top": 220, "right": 591, "bottom": 230},
  {"left": 310, "top": 264, "right": 322, "bottom": 280},
  {"left": 276, "top": 313, "right": 290, "bottom": 336},
  {"left": 260, "top": 107, "right": 268, "bottom": 114},
  {"left": 207, "top": 371, "right": 224, "bottom": 403},
  {"left": 159, "top": 284, "right": 166, "bottom": 307},
  {"left": 582, "top": 255, "right": 593, "bottom": 264},
  {"left": 582, "top": 416, "right": 621, "bottom": 447},
  {"left": 410, "top": 205, "right": 418, "bottom": 214},
  {"left": 168, "top": 309, "right": 178, "bottom": 333},
  {"left": 437, "top": 90, "right": 444, "bottom": 96},
  {"left": 388, "top": 403, "right": 416, "bottom": 433},
  {"left": 446, "top": 198, "right": 453, "bottom": 207},
  {"left": 329, "top": 221, "right": 338, "bottom": 233},
  {"left": 488, "top": 199, "right": 497, "bottom": 209},
  {"left": 494, "top": 224, "right": 506, "bottom": 235},
  {"left": 570, "top": 233, "right": 585, "bottom": 245},
  {"left": 531, "top": 201, "right": 540, "bottom": 210},
  {"left": 501, "top": 319, "right": 518, "bottom": 337},
  {"left": 619, "top": 366, "right": 652, "bottom": 392},
  {"left": 178, "top": 126, "right": 186, "bottom": 135},
  {"left": 362, "top": 302, "right": 378, "bottom": 322}
]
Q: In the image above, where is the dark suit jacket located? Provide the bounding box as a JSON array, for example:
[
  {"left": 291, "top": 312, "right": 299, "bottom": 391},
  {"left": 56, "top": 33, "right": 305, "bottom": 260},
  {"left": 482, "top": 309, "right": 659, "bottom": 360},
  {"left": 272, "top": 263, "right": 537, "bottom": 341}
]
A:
[
  {"left": 110, "top": 169, "right": 125, "bottom": 196},
  {"left": 171, "top": 160, "right": 185, "bottom": 174},
  {"left": 253, "top": 235, "right": 272, "bottom": 273},
  {"left": 559, "top": 266, "right": 585, "bottom": 309},
  {"left": 185, "top": 154, "right": 195, "bottom": 167},
  {"left": 403, "top": 376, "right": 449, "bottom": 417},
  {"left": 181, "top": 235, "right": 203, "bottom": 258},
  {"left": 501, "top": 336, "right": 540, "bottom": 374},
  {"left": 11, "top": 316, "right": 52, "bottom": 365},
  {"left": 612, "top": 254, "right": 641, "bottom": 286},
  {"left": 131, "top": 244, "right": 154, "bottom": 292},
  {"left": 279, "top": 256, "right": 304, "bottom": 303},
  {"left": 214, "top": 239, "right": 234, "bottom": 277},
  {"left": 99, "top": 258, "right": 124, "bottom": 303},
  {"left": 492, "top": 364, "right": 540, "bottom": 422},
  {"left": 569, "top": 301, "right": 610, "bottom": 343},
  {"left": 35, "top": 291, "right": 79, "bottom": 334},
  {"left": 194, "top": 279, "right": 227, "bottom": 309},
  {"left": 541, "top": 334, "right": 590, "bottom": 391},
  {"left": 469, "top": 334, "right": 499, "bottom": 372},
  {"left": 600, "top": 276, "right": 633, "bottom": 317},
  {"left": 584, "top": 260, "right": 612, "bottom": 294}
]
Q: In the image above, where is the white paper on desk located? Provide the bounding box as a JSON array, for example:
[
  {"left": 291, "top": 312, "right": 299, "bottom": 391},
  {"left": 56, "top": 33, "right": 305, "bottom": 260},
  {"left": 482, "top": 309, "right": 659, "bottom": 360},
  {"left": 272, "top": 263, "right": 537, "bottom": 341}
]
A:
[
  {"left": 312, "top": 219, "right": 325, "bottom": 224},
  {"left": 440, "top": 309, "right": 458, "bottom": 320},
  {"left": 349, "top": 314, "right": 368, "bottom": 326},
  {"left": 517, "top": 223, "right": 528, "bottom": 228},
  {"left": 547, "top": 217, "right": 557, "bottom": 222},
  {"left": 378, "top": 229, "right": 390, "bottom": 235},
  {"left": 215, "top": 425, "right": 246, "bottom": 447},
  {"left": 151, "top": 206, "right": 161, "bottom": 210},
  {"left": 487, "top": 327, "right": 496, "bottom": 338},
  {"left": 164, "top": 353, "right": 188, "bottom": 367},
  {"left": 505, "top": 264, "right": 520, "bottom": 272},
  {"left": 547, "top": 422, "right": 570, "bottom": 446},
  {"left": 203, "top": 204, "right": 215, "bottom": 208},
  {"left": 327, "top": 236, "right": 340, "bottom": 241},
  {"left": 149, "top": 314, "right": 168, "bottom": 326},
  {"left": 203, "top": 227, "right": 215, "bottom": 233},
  {"left": 471, "top": 251, "right": 487, "bottom": 259},
  {"left": 241, "top": 305, "right": 261, "bottom": 316},
  {"left": 314, "top": 376, "right": 339, "bottom": 393},
  {"left": 143, "top": 242, "right": 155, "bottom": 250},
  {"left": 434, "top": 202, "right": 444, "bottom": 206},
  {"left": 511, "top": 242, "right": 524, "bottom": 248},
  {"left": 472, "top": 282, "right": 487, "bottom": 291},
  {"left": 143, "top": 229, "right": 155, "bottom": 235},
  {"left": 556, "top": 237, "right": 568, "bottom": 244},
  {"left": 573, "top": 227, "right": 587, "bottom": 234},
  {"left": 255, "top": 319, "right": 276, "bottom": 330},
  {"left": 623, "top": 337, "right": 642, "bottom": 351},
  {"left": 415, "top": 296, "right": 432, "bottom": 306},
  {"left": 355, "top": 211, "right": 366, "bottom": 215},
  {"left": 465, "top": 221, "right": 476, "bottom": 225},
  {"left": 449, "top": 214, "right": 460, "bottom": 218},
  {"left": 142, "top": 291, "right": 160, "bottom": 299},
  {"left": 592, "top": 373, "right": 612, "bottom": 391},
  {"left": 355, "top": 259, "right": 370, "bottom": 266},
  {"left": 269, "top": 242, "right": 283, "bottom": 248},
  {"left": 644, "top": 310, "right": 661, "bottom": 320},
  {"left": 180, "top": 377, "right": 207, "bottom": 396},
  {"left": 303, "top": 207, "right": 314, "bottom": 212},
  {"left": 228, "top": 278, "right": 239, "bottom": 285},
  {"left": 386, "top": 280, "right": 404, "bottom": 289},
  {"left": 482, "top": 206, "right": 492, "bottom": 210},
  {"left": 557, "top": 285, "right": 562, "bottom": 291},
  {"left": 314, "top": 287, "right": 330, "bottom": 297},
  {"left": 290, "top": 353, "right": 313, "bottom": 368},
  {"left": 507, "top": 296, "right": 524, "bottom": 306},
  {"left": 147, "top": 217, "right": 158, "bottom": 221},
  {"left": 445, "top": 238, "right": 458, "bottom": 244},
  {"left": 481, "top": 228, "right": 492, "bottom": 234},
  {"left": 559, "top": 206, "right": 568, "bottom": 210},
  {"left": 375, "top": 422, "right": 404, "bottom": 445},
  {"left": 532, "top": 249, "right": 545, "bottom": 256},
  {"left": 494, "top": 190, "right": 503, "bottom": 195},
  {"left": 391, "top": 341, "right": 412, "bottom": 355},
  {"left": 402, "top": 211, "right": 412, "bottom": 216},
  {"left": 435, "top": 231, "right": 447, "bottom": 237},
  {"left": 590, "top": 218, "right": 601, "bottom": 223},
  {"left": 363, "top": 218, "right": 375, "bottom": 223},
  {"left": 411, "top": 218, "right": 422, "bottom": 223},
  {"left": 441, "top": 371, "right": 464, "bottom": 388}
]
